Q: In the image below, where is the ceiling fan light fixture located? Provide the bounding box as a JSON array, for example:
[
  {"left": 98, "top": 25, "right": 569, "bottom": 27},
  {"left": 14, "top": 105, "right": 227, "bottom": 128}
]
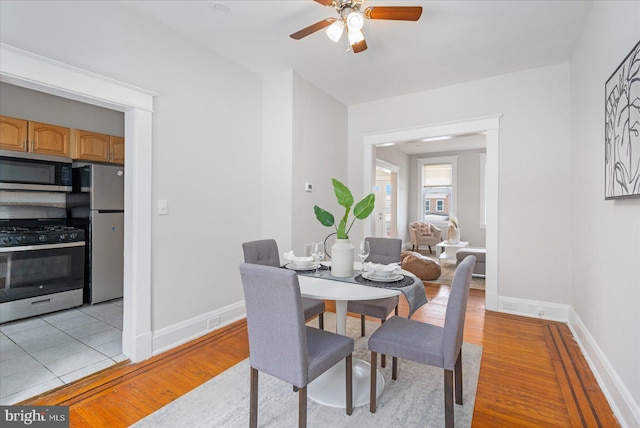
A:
[
  {"left": 346, "top": 11, "right": 364, "bottom": 31},
  {"left": 348, "top": 29, "right": 364, "bottom": 45},
  {"left": 325, "top": 20, "right": 344, "bottom": 42}
]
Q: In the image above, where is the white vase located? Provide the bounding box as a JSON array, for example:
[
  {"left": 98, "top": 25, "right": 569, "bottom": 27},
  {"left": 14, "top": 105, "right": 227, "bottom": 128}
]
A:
[{"left": 331, "top": 238, "right": 354, "bottom": 277}]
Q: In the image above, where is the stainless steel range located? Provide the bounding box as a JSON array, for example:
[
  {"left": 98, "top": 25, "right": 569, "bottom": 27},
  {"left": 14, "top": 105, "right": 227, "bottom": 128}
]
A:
[{"left": 0, "top": 206, "right": 85, "bottom": 323}]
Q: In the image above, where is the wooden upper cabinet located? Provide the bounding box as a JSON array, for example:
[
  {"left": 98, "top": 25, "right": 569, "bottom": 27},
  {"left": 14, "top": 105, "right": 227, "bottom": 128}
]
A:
[
  {"left": 28, "top": 121, "right": 70, "bottom": 157},
  {"left": 72, "top": 129, "right": 124, "bottom": 164},
  {"left": 110, "top": 136, "right": 125, "bottom": 165},
  {"left": 72, "top": 129, "right": 111, "bottom": 163},
  {"left": 0, "top": 116, "right": 29, "bottom": 152}
]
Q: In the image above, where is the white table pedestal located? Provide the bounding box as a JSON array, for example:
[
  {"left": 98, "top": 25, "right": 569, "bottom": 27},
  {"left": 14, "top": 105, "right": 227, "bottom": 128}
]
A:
[{"left": 307, "top": 300, "right": 384, "bottom": 408}]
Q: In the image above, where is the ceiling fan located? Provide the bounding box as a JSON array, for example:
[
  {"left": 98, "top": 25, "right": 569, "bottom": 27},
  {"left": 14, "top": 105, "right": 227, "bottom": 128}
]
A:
[{"left": 290, "top": 0, "right": 423, "bottom": 53}]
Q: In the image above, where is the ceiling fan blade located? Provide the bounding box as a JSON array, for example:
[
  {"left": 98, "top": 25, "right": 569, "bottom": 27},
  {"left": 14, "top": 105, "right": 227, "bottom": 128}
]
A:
[
  {"left": 352, "top": 38, "right": 368, "bottom": 54},
  {"left": 290, "top": 18, "right": 336, "bottom": 40},
  {"left": 364, "top": 6, "right": 423, "bottom": 21},
  {"left": 314, "top": 0, "right": 335, "bottom": 6}
]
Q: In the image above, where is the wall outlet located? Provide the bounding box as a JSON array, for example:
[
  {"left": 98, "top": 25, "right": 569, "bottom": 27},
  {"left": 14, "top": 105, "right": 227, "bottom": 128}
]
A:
[
  {"left": 207, "top": 316, "right": 220, "bottom": 329},
  {"left": 537, "top": 308, "right": 545, "bottom": 316},
  {"left": 503, "top": 301, "right": 517, "bottom": 310}
]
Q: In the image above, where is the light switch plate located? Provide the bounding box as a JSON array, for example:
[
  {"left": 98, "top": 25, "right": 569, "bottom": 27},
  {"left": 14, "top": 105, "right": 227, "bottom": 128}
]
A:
[
  {"left": 305, "top": 182, "right": 313, "bottom": 192},
  {"left": 158, "top": 199, "right": 169, "bottom": 215}
]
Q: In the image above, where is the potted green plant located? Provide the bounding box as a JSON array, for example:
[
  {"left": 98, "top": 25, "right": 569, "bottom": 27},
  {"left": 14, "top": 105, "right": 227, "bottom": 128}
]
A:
[{"left": 314, "top": 178, "right": 375, "bottom": 277}]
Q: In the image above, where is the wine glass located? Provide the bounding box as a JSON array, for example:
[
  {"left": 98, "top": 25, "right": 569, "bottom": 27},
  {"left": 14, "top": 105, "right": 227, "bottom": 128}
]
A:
[
  {"left": 357, "top": 240, "right": 370, "bottom": 274},
  {"left": 310, "top": 242, "right": 324, "bottom": 276}
]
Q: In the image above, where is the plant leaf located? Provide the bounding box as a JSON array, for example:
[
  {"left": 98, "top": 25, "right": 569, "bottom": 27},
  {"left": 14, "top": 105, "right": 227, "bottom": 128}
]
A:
[
  {"left": 353, "top": 193, "right": 375, "bottom": 219},
  {"left": 314, "top": 205, "right": 335, "bottom": 227},
  {"left": 332, "top": 178, "right": 354, "bottom": 209}
]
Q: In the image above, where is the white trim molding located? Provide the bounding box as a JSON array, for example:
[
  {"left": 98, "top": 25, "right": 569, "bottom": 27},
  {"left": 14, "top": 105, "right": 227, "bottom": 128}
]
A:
[
  {"left": 151, "top": 302, "right": 247, "bottom": 357},
  {"left": 568, "top": 308, "right": 640, "bottom": 428},
  {"left": 498, "top": 295, "right": 570, "bottom": 322},
  {"left": 1, "top": 43, "right": 156, "bottom": 363}
]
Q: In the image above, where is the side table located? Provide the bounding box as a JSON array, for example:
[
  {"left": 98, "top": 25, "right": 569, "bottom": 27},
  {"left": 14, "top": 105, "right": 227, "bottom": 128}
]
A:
[{"left": 436, "top": 240, "right": 469, "bottom": 262}]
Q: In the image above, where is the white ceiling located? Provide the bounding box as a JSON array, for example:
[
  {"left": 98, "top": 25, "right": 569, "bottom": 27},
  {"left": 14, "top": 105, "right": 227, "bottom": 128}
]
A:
[{"left": 121, "top": 0, "right": 593, "bottom": 106}]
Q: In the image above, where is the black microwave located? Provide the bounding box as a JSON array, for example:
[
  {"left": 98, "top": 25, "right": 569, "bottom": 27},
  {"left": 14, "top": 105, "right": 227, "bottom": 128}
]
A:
[{"left": 0, "top": 150, "right": 72, "bottom": 192}]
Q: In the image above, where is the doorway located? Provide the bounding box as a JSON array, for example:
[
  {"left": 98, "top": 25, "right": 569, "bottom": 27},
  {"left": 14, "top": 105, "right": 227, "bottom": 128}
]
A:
[
  {"left": 374, "top": 161, "right": 399, "bottom": 238},
  {"left": 1, "top": 44, "right": 155, "bottom": 362},
  {"left": 362, "top": 116, "right": 500, "bottom": 311}
]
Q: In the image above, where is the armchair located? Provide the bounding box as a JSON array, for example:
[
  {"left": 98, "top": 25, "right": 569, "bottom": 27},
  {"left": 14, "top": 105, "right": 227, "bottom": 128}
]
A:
[{"left": 408, "top": 221, "right": 442, "bottom": 254}]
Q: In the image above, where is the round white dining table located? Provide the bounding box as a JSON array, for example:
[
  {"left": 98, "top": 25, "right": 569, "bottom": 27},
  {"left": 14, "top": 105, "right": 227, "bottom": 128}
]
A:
[{"left": 297, "top": 262, "right": 415, "bottom": 409}]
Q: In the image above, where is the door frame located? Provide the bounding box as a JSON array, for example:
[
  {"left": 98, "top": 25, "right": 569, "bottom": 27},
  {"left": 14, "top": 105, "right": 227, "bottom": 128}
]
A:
[
  {"left": 0, "top": 43, "right": 155, "bottom": 362},
  {"left": 363, "top": 115, "right": 501, "bottom": 311}
]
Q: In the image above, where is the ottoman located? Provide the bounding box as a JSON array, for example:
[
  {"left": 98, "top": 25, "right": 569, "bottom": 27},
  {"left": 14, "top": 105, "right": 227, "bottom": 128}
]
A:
[
  {"left": 400, "top": 251, "right": 441, "bottom": 281},
  {"left": 456, "top": 248, "right": 486, "bottom": 275}
]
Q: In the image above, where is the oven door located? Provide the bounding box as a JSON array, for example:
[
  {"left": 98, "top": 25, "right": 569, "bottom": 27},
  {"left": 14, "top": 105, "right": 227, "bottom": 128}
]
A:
[{"left": 0, "top": 242, "right": 85, "bottom": 303}]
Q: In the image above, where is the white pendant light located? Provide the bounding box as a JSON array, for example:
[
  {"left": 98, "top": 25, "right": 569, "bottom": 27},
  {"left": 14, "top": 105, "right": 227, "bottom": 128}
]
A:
[
  {"left": 346, "top": 11, "right": 364, "bottom": 31},
  {"left": 325, "top": 20, "right": 344, "bottom": 42}
]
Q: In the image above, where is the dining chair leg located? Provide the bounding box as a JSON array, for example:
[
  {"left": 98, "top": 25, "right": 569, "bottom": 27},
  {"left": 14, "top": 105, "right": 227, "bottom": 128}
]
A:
[
  {"left": 392, "top": 357, "right": 398, "bottom": 380},
  {"left": 298, "top": 385, "right": 307, "bottom": 428},
  {"left": 428, "top": 245, "right": 432, "bottom": 254},
  {"left": 346, "top": 354, "right": 353, "bottom": 415},
  {"left": 250, "top": 367, "right": 258, "bottom": 428},
  {"left": 454, "top": 352, "right": 463, "bottom": 405},
  {"left": 369, "top": 352, "right": 377, "bottom": 413},
  {"left": 360, "top": 315, "right": 366, "bottom": 337},
  {"left": 380, "top": 318, "right": 387, "bottom": 368},
  {"left": 318, "top": 313, "right": 324, "bottom": 330},
  {"left": 444, "top": 369, "right": 454, "bottom": 428}
]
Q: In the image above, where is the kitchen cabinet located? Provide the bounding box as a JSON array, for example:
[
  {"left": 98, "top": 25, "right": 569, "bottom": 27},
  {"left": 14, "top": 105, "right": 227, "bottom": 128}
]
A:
[
  {"left": 0, "top": 116, "right": 28, "bottom": 152},
  {"left": 0, "top": 115, "right": 70, "bottom": 157},
  {"left": 71, "top": 129, "right": 124, "bottom": 164}
]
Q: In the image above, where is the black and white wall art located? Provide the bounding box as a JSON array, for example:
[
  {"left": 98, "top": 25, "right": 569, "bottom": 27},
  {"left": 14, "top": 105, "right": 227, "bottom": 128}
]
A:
[{"left": 605, "top": 40, "right": 640, "bottom": 199}]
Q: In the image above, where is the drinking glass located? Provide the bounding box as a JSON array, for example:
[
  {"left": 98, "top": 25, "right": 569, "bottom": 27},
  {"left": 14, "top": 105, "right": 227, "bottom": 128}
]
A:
[
  {"left": 357, "top": 240, "right": 370, "bottom": 274},
  {"left": 310, "top": 242, "right": 324, "bottom": 276}
]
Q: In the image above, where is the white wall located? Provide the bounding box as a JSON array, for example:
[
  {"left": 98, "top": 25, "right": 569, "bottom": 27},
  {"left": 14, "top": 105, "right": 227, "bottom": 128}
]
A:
[
  {"left": 349, "top": 63, "right": 573, "bottom": 304},
  {"left": 291, "top": 73, "right": 348, "bottom": 255},
  {"left": 569, "top": 2, "right": 640, "bottom": 425},
  {"left": 0, "top": 1, "right": 262, "bottom": 338}
]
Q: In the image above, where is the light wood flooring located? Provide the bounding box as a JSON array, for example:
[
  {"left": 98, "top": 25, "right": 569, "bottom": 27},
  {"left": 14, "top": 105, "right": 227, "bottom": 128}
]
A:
[{"left": 21, "top": 283, "right": 619, "bottom": 427}]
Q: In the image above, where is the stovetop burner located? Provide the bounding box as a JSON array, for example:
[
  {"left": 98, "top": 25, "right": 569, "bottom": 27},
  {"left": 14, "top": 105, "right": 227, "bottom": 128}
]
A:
[{"left": 0, "top": 227, "right": 30, "bottom": 234}]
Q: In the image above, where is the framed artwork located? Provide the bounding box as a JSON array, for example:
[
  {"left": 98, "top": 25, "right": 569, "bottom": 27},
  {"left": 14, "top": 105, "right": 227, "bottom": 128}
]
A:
[{"left": 605, "top": 40, "right": 640, "bottom": 199}]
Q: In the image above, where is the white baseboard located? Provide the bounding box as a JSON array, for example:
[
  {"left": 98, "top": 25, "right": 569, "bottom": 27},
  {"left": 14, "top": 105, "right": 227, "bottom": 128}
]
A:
[
  {"left": 497, "top": 295, "right": 570, "bottom": 322},
  {"left": 151, "top": 301, "right": 247, "bottom": 357},
  {"left": 568, "top": 308, "right": 640, "bottom": 428}
]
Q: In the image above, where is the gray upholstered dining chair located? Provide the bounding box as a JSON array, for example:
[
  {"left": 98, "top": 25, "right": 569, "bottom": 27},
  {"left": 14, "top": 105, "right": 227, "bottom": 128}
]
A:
[
  {"left": 239, "top": 263, "right": 354, "bottom": 428},
  {"left": 242, "top": 239, "right": 325, "bottom": 329},
  {"left": 368, "top": 255, "right": 476, "bottom": 428},
  {"left": 347, "top": 237, "right": 401, "bottom": 367}
]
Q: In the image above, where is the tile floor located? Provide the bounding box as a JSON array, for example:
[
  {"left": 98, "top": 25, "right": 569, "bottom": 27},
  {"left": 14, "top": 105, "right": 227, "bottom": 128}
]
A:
[{"left": 0, "top": 298, "right": 126, "bottom": 405}]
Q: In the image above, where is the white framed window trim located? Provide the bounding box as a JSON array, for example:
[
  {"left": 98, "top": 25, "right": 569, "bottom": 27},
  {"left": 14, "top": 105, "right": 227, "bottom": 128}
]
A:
[{"left": 417, "top": 155, "right": 458, "bottom": 221}]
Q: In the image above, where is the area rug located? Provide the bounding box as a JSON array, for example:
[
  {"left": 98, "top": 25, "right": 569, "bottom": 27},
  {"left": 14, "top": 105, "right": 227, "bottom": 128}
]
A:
[
  {"left": 415, "top": 250, "right": 485, "bottom": 290},
  {"left": 132, "top": 314, "right": 482, "bottom": 428}
]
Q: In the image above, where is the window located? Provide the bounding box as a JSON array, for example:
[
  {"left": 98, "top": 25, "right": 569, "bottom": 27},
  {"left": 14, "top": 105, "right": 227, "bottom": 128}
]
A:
[{"left": 419, "top": 158, "right": 456, "bottom": 222}]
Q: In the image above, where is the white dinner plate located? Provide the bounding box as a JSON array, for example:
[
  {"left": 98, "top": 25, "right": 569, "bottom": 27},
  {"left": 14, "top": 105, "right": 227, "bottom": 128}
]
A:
[
  {"left": 362, "top": 272, "right": 404, "bottom": 282},
  {"left": 285, "top": 263, "right": 317, "bottom": 271}
]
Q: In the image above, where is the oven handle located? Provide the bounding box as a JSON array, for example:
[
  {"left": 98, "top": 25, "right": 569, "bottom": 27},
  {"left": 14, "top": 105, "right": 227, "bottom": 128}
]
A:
[{"left": 0, "top": 241, "right": 85, "bottom": 253}]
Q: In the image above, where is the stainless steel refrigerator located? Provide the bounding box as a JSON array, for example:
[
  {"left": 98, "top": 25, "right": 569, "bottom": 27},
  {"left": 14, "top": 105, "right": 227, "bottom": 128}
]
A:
[{"left": 67, "top": 163, "right": 124, "bottom": 304}]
